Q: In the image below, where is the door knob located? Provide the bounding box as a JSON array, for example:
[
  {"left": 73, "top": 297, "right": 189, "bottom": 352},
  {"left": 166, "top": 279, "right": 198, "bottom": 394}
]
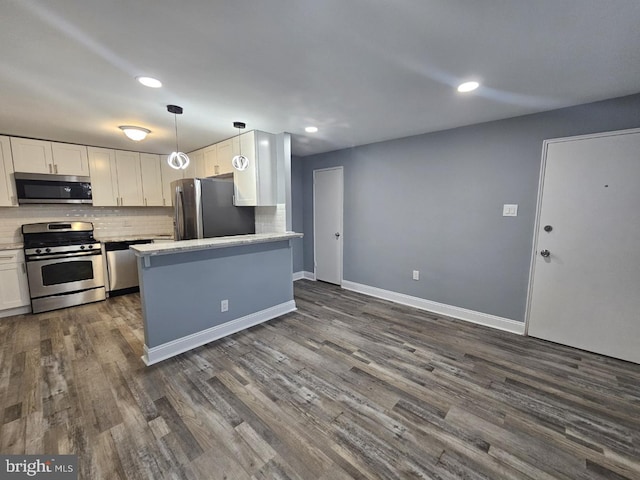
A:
[
  {"left": 540, "top": 249, "right": 551, "bottom": 258},
  {"left": 335, "top": 232, "right": 340, "bottom": 238}
]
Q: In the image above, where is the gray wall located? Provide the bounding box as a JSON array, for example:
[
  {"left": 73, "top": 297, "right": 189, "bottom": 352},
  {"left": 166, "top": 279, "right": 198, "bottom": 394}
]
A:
[
  {"left": 293, "top": 93, "right": 640, "bottom": 322},
  {"left": 138, "top": 241, "right": 294, "bottom": 347},
  {"left": 291, "top": 155, "right": 304, "bottom": 273}
]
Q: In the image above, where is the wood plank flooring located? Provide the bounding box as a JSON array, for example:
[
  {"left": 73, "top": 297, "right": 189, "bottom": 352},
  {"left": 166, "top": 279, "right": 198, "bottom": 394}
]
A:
[{"left": 1, "top": 280, "right": 639, "bottom": 479}]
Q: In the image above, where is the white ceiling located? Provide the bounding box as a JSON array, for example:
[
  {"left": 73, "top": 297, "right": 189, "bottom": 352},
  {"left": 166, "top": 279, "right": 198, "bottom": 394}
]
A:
[{"left": 2, "top": 0, "right": 639, "bottom": 157}]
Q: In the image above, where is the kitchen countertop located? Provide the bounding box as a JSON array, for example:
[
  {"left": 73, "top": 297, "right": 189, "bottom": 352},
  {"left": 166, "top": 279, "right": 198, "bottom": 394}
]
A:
[
  {"left": 0, "top": 243, "right": 24, "bottom": 251},
  {"left": 95, "top": 234, "right": 174, "bottom": 243},
  {"left": 130, "top": 232, "right": 303, "bottom": 257}
]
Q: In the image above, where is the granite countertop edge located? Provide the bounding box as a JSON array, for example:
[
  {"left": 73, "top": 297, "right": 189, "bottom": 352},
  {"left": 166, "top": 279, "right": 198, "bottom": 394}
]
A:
[
  {"left": 95, "top": 234, "right": 174, "bottom": 243},
  {"left": 0, "top": 243, "right": 24, "bottom": 251},
  {"left": 131, "top": 232, "right": 303, "bottom": 256}
]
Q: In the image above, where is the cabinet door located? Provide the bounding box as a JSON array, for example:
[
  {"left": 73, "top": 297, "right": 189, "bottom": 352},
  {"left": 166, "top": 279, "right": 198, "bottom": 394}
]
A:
[
  {"left": 10, "top": 137, "right": 53, "bottom": 174},
  {"left": 233, "top": 131, "right": 258, "bottom": 206},
  {"left": 140, "top": 153, "right": 164, "bottom": 206},
  {"left": 115, "top": 151, "right": 144, "bottom": 206},
  {"left": 191, "top": 149, "right": 206, "bottom": 178},
  {"left": 88, "top": 147, "right": 118, "bottom": 206},
  {"left": 216, "top": 139, "right": 234, "bottom": 175},
  {"left": 0, "top": 251, "right": 30, "bottom": 310},
  {"left": 203, "top": 146, "right": 217, "bottom": 176},
  {"left": 51, "top": 142, "right": 89, "bottom": 175},
  {"left": 160, "top": 155, "right": 184, "bottom": 206},
  {"left": 0, "top": 136, "right": 17, "bottom": 207}
]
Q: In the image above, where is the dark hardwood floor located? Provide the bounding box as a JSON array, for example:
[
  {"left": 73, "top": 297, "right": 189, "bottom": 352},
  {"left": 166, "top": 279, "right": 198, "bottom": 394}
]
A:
[{"left": 1, "top": 280, "right": 639, "bottom": 479}]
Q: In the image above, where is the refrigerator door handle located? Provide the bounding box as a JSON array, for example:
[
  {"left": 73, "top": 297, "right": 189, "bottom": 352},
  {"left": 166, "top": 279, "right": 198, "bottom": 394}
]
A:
[{"left": 175, "top": 187, "right": 186, "bottom": 241}]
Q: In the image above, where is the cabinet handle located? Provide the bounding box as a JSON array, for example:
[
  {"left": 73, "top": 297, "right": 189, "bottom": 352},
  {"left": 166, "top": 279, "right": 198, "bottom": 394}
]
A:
[
  {"left": 145, "top": 198, "right": 148, "bottom": 206},
  {"left": 54, "top": 165, "right": 58, "bottom": 174},
  {"left": 21, "top": 263, "right": 26, "bottom": 274},
  {"left": 0, "top": 255, "right": 13, "bottom": 260},
  {"left": 48, "top": 164, "right": 53, "bottom": 173}
]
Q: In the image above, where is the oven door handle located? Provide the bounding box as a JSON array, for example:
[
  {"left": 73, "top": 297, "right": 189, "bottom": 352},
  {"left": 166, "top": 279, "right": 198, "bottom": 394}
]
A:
[{"left": 26, "top": 251, "right": 101, "bottom": 261}]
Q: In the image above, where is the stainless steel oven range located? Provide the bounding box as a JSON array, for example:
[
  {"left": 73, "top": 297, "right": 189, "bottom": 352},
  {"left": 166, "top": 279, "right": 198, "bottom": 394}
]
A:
[{"left": 21, "top": 221, "right": 106, "bottom": 313}]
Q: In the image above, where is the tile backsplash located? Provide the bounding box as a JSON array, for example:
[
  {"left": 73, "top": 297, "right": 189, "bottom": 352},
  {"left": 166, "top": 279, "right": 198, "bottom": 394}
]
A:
[
  {"left": 255, "top": 203, "right": 286, "bottom": 234},
  {"left": 0, "top": 205, "right": 173, "bottom": 244}
]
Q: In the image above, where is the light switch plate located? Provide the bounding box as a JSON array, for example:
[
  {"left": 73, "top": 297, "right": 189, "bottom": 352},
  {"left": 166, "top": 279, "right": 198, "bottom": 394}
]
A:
[{"left": 503, "top": 204, "right": 518, "bottom": 216}]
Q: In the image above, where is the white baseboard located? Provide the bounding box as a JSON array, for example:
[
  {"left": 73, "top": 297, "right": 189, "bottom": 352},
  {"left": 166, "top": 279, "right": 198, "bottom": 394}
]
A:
[
  {"left": 341, "top": 281, "right": 525, "bottom": 335},
  {"left": 293, "top": 271, "right": 316, "bottom": 281},
  {"left": 0, "top": 305, "right": 31, "bottom": 319},
  {"left": 143, "top": 300, "right": 297, "bottom": 365}
]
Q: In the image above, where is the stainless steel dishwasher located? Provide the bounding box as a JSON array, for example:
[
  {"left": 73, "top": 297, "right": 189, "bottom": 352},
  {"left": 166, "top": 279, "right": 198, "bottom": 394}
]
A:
[{"left": 105, "top": 240, "right": 153, "bottom": 296}]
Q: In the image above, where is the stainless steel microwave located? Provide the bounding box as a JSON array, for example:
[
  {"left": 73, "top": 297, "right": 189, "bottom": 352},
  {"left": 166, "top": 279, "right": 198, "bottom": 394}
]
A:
[{"left": 14, "top": 173, "right": 93, "bottom": 204}]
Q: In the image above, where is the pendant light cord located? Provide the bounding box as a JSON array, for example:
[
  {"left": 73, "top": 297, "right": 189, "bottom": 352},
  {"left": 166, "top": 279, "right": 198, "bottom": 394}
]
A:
[
  {"left": 174, "top": 114, "right": 179, "bottom": 153},
  {"left": 238, "top": 126, "right": 242, "bottom": 156}
]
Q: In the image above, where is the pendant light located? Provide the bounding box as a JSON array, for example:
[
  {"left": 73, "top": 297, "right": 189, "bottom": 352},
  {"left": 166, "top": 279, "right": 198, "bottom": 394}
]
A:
[
  {"left": 167, "top": 105, "right": 190, "bottom": 170},
  {"left": 231, "top": 121, "right": 249, "bottom": 171}
]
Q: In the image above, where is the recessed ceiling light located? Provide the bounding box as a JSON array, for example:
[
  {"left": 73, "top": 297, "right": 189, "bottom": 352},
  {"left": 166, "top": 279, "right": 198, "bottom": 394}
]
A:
[
  {"left": 136, "top": 76, "right": 162, "bottom": 88},
  {"left": 457, "top": 81, "right": 480, "bottom": 93},
  {"left": 119, "top": 126, "right": 150, "bottom": 141},
  {"left": 305, "top": 126, "right": 318, "bottom": 133}
]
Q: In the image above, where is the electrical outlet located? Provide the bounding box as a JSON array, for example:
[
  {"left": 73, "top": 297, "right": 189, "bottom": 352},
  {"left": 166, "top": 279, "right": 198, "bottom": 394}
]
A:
[
  {"left": 412, "top": 270, "right": 420, "bottom": 281},
  {"left": 503, "top": 204, "right": 518, "bottom": 216},
  {"left": 221, "top": 299, "right": 229, "bottom": 312}
]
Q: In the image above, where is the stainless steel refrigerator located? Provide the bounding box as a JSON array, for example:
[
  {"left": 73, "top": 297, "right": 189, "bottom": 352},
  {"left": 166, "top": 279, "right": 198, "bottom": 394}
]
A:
[{"left": 171, "top": 177, "right": 255, "bottom": 240}]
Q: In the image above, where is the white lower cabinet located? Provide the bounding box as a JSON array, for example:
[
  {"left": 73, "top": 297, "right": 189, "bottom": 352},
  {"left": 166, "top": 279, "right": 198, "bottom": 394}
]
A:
[{"left": 0, "top": 250, "right": 30, "bottom": 315}]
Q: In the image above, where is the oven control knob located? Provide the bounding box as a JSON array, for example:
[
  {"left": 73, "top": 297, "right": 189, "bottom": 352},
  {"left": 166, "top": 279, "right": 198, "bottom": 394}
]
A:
[
  {"left": 35, "top": 248, "right": 42, "bottom": 254},
  {"left": 80, "top": 245, "right": 86, "bottom": 250},
  {"left": 87, "top": 245, "right": 93, "bottom": 249},
  {"left": 45, "top": 248, "right": 51, "bottom": 253}
]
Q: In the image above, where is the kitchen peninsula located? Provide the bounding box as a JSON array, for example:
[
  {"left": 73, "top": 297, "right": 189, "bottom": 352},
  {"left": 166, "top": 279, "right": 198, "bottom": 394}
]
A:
[{"left": 131, "top": 232, "right": 303, "bottom": 365}]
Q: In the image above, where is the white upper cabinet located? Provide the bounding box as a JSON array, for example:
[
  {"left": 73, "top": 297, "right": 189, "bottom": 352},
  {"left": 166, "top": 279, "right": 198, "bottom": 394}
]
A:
[
  {"left": 114, "top": 151, "right": 144, "bottom": 206},
  {"left": 160, "top": 154, "right": 185, "bottom": 206},
  {"left": 233, "top": 130, "right": 277, "bottom": 206},
  {"left": 11, "top": 137, "right": 88, "bottom": 175},
  {"left": 88, "top": 148, "right": 144, "bottom": 206},
  {"left": 202, "top": 145, "right": 217, "bottom": 177},
  {"left": 191, "top": 148, "right": 206, "bottom": 178},
  {"left": 139, "top": 153, "right": 164, "bottom": 207},
  {"left": 216, "top": 138, "right": 235, "bottom": 175},
  {"left": 88, "top": 147, "right": 118, "bottom": 206},
  {"left": 10, "top": 138, "right": 53, "bottom": 174},
  {"left": 0, "top": 136, "right": 18, "bottom": 207},
  {"left": 50, "top": 142, "right": 89, "bottom": 175}
]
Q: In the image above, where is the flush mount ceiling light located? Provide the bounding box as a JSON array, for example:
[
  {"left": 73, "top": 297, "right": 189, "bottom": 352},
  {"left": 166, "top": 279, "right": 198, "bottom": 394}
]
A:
[
  {"left": 305, "top": 126, "right": 318, "bottom": 133},
  {"left": 231, "top": 121, "right": 249, "bottom": 171},
  {"left": 166, "top": 105, "right": 190, "bottom": 170},
  {"left": 457, "top": 81, "right": 480, "bottom": 93},
  {"left": 136, "top": 76, "right": 162, "bottom": 88},
  {"left": 119, "top": 126, "right": 150, "bottom": 141}
]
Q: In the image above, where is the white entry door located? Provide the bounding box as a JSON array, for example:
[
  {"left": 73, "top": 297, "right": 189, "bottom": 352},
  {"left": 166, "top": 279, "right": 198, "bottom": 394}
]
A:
[
  {"left": 527, "top": 129, "right": 640, "bottom": 364},
  {"left": 314, "top": 167, "right": 343, "bottom": 285}
]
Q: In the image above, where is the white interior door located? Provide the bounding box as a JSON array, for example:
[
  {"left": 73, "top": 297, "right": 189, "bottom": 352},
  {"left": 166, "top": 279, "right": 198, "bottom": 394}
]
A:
[
  {"left": 527, "top": 129, "right": 640, "bottom": 364},
  {"left": 314, "top": 167, "right": 343, "bottom": 285}
]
